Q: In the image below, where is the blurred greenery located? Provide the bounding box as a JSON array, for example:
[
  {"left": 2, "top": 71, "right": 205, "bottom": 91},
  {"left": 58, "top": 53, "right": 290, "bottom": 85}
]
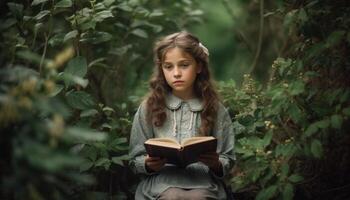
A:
[{"left": 1, "top": 0, "right": 350, "bottom": 200}]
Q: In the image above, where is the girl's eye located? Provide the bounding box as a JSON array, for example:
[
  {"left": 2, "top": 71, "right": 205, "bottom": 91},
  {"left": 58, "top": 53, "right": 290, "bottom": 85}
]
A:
[
  {"left": 180, "top": 63, "right": 190, "bottom": 68},
  {"left": 163, "top": 64, "right": 172, "bottom": 69}
]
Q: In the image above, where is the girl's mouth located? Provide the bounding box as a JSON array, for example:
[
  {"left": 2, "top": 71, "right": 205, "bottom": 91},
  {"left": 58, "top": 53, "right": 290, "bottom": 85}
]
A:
[{"left": 173, "top": 81, "right": 184, "bottom": 85}]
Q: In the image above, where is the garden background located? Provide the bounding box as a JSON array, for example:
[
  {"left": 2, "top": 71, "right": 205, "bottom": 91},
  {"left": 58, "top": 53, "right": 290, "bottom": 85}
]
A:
[{"left": 1, "top": 0, "right": 349, "bottom": 199}]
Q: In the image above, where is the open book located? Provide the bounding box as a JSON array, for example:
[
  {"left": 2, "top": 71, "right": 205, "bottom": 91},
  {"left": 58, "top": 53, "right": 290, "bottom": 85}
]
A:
[{"left": 144, "top": 136, "right": 217, "bottom": 167}]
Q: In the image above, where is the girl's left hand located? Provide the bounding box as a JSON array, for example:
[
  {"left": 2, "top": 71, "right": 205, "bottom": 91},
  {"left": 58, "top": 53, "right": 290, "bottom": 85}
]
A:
[{"left": 198, "top": 152, "right": 223, "bottom": 176}]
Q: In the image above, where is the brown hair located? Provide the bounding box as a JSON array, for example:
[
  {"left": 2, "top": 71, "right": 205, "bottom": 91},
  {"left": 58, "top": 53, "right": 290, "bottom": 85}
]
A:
[{"left": 145, "top": 31, "right": 219, "bottom": 136}]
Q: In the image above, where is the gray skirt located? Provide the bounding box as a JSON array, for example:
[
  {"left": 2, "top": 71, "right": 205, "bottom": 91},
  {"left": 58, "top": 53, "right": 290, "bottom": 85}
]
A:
[{"left": 135, "top": 163, "right": 227, "bottom": 200}]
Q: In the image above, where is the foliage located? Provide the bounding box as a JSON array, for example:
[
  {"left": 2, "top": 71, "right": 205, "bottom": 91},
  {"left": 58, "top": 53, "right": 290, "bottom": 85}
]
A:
[
  {"left": 0, "top": 0, "right": 203, "bottom": 199},
  {"left": 1, "top": 0, "right": 350, "bottom": 200},
  {"left": 219, "top": 0, "right": 350, "bottom": 199}
]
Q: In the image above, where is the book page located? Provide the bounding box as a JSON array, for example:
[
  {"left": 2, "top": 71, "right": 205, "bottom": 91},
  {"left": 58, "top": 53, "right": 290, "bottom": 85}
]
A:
[
  {"left": 181, "top": 136, "right": 215, "bottom": 146},
  {"left": 144, "top": 137, "right": 181, "bottom": 149}
]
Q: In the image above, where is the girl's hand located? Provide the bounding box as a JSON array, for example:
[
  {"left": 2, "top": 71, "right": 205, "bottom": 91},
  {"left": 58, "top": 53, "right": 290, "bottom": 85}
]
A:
[
  {"left": 198, "top": 152, "right": 223, "bottom": 176},
  {"left": 145, "top": 155, "right": 167, "bottom": 172}
]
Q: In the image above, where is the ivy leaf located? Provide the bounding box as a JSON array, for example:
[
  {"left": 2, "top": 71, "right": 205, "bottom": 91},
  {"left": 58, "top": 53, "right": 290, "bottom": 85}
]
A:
[{"left": 311, "top": 139, "right": 323, "bottom": 158}]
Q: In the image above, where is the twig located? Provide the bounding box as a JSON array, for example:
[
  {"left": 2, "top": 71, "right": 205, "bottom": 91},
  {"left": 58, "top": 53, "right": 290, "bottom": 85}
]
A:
[
  {"left": 221, "top": 0, "right": 253, "bottom": 54},
  {"left": 39, "top": 33, "right": 48, "bottom": 75},
  {"left": 249, "top": 0, "right": 265, "bottom": 74}
]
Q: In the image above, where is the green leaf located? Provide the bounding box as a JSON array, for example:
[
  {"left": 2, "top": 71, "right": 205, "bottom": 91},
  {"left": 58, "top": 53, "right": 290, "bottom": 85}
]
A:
[
  {"left": 80, "top": 31, "right": 112, "bottom": 44},
  {"left": 101, "top": 123, "right": 112, "bottom": 130},
  {"left": 326, "top": 31, "right": 345, "bottom": 48},
  {"left": 111, "top": 155, "right": 130, "bottom": 166},
  {"left": 149, "top": 9, "right": 164, "bottom": 17},
  {"left": 256, "top": 185, "right": 278, "bottom": 200},
  {"left": 109, "top": 44, "right": 132, "bottom": 56},
  {"left": 60, "top": 73, "right": 89, "bottom": 88},
  {"left": 289, "top": 80, "right": 305, "bottom": 95},
  {"left": 49, "top": 33, "right": 65, "bottom": 46},
  {"left": 343, "top": 107, "right": 350, "bottom": 116},
  {"left": 64, "top": 30, "right": 79, "bottom": 42},
  {"left": 262, "top": 131, "right": 273, "bottom": 147},
  {"left": 281, "top": 163, "right": 290, "bottom": 178},
  {"left": 189, "top": 9, "right": 204, "bottom": 16},
  {"left": 34, "top": 10, "right": 50, "bottom": 20},
  {"left": 311, "top": 139, "right": 323, "bottom": 158},
  {"left": 288, "top": 174, "right": 304, "bottom": 183},
  {"left": 116, "top": 2, "right": 133, "bottom": 12},
  {"left": 131, "top": 29, "right": 148, "bottom": 38},
  {"left": 80, "top": 109, "right": 98, "bottom": 118},
  {"left": 95, "top": 157, "right": 110, "bottom": 167},
  {"left": 282, "top": 183, "right": 294, "bottom": 200},
  {"left": 298, "top": 8, "right": 308, "bottom": 23},
  {"left": 65, "top": 127, "right": 107, "bottom": 142},
  {"left": 330, "top": 114, "right": 343, "bottom": 129},
  {"left": 7, "top": 3, "right": 23, "bottom": 19},
  {"left": 238, "top": 115, "right": 255, "bottom": 126},
  {"left": 94, "top": 10, "right": 114, "bottom": 22},
  {"left": 64, "top": 56, "right": 87, "bottom": 78},
  {"left": 66, "top": 91, "right": 95, "bottom": 110},
  {"left": 287, "top": 103, "right": 302, "bottom": 123},
  {"left": 49, "top": 84, "right": 64, "bottom": 97},
  {"left": 55, "top": 0, "right": 72, "bottom": 8},
  {"left": 32, "top": 0, "right": 49, "bottom": 6},
  {"left": 80, "top": 159, "right": 94, "bottom": 172},
  {"left": 315, "top": 119, "right": 330, "bottom": 129},
  {"left": 110, "top": 137, "right": 128, "bottom": 146},
  {"left": 17, "top": 50, "right": 43, "bottom": 65}
]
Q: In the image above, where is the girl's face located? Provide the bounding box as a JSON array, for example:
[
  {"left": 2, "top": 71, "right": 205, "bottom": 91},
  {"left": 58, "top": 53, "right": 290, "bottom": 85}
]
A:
[{"left": 161, "top": 47, "right": 201, "bottom": 100}]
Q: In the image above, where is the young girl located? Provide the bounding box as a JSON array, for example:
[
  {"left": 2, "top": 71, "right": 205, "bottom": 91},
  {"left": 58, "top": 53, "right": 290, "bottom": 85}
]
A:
[{"left": 129, "top": 31, "right": 235, "bottom": 200}]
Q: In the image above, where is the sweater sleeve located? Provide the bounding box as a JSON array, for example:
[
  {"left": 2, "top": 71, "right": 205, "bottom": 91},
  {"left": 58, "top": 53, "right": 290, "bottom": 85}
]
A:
[
  {"left": 212, "top": 103, "right": 236, "bottom": 179},
  {"left": 128, "top": 101, "right": 155, "bottom": 175}
]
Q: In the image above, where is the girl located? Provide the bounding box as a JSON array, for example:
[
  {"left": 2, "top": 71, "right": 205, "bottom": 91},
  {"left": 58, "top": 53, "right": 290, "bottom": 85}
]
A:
[{"left": 129, "top": 31, "right": 235, "bottom": 200}]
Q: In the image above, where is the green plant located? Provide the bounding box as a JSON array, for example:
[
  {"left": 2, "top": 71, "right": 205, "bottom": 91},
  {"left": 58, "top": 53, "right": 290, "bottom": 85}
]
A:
[{"left": 219, "top": 1, "right": 350, "bottom": 199}]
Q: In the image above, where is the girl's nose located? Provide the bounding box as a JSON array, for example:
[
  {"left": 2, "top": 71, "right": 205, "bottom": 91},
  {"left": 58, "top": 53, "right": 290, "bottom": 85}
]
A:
[{"left": 174, "top": 67, "right": 181, "bottom": 77}]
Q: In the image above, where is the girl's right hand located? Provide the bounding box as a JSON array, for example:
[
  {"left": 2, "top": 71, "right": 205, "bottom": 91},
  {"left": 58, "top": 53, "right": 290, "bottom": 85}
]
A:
[{"left": 145, "top": 155, "right": 167, "bottom": 172}]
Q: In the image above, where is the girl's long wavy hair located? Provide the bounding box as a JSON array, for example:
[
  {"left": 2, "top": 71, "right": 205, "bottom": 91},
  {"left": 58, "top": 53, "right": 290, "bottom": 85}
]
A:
[{"left": 145, "top": 31, "right": 219, "bottom": 136}]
